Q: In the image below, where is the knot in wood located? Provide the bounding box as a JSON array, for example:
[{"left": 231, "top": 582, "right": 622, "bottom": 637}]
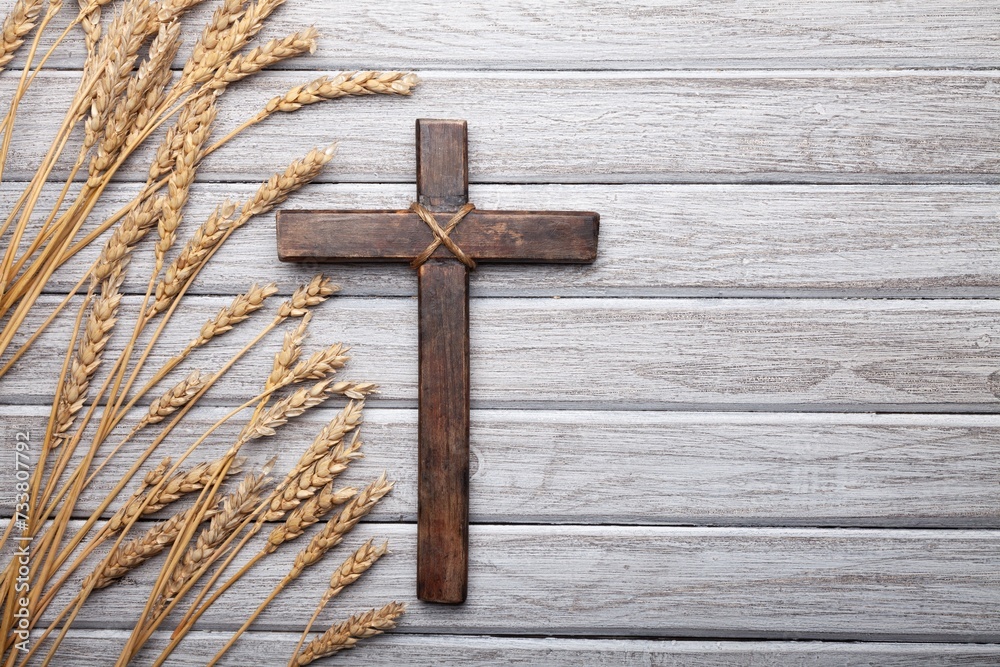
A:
[{"left": 409, "top": 202, "right": 477, "bottom": 270}]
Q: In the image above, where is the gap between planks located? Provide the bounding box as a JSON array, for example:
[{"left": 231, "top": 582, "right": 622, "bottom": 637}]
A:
[
  {"left": 40, "top": 630, "right": 1000, "bottom": 666},
  {"left": 4, "top": 406, "right": 1000, "bottom": 528}
]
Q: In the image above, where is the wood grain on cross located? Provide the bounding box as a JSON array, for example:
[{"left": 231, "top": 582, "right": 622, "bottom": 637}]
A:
[{"left": 276, "top": 119, "right": 599, "bottom": 603}]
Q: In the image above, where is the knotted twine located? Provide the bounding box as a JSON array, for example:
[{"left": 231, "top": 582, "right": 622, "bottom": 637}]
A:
[{"left": 408, "top": 202, "right": 477, "bottom": 270}]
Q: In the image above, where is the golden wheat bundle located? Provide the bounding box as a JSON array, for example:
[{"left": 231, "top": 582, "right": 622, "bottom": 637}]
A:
[{"left": 0, "top": 0, "right": 413, "bottom": 662}]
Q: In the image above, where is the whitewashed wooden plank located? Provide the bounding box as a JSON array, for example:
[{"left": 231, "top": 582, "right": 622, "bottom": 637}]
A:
[
  {"left": 45, "top": 632, "right": 1000, "bottom": 667},
  {"left": 4, "top": 407, "right": 1000, "bottom": 527},
  {"left": 6, "top": 296, "right": 1000, "bottom": 409},
  {"left": 33, "top": 524, "right": 1000, "bottom": 641},
  {"left": 3, "top": 71, "right": 999, "bottom": 184},
  {"left": 6, "top": 0, "right": 1000, "bottom": 71},
  {"left": 21, "top": 183, "right": 1000, "bottom": 298}
]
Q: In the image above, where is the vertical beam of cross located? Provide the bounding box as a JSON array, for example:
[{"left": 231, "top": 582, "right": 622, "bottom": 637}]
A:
[
  {"left": 414, "top": 120, "right": 472, "bottom": 604},
  {"left": 276, "top": 119, "right": 599, "bottom": 603}
]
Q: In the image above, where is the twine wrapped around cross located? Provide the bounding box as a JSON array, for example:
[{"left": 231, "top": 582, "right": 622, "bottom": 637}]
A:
[
  {"left": 277, "top": 119, "right": 599, "bottom": 604},
  {"left": 409, "top": 202, "right": 477, "bottom": 269}
]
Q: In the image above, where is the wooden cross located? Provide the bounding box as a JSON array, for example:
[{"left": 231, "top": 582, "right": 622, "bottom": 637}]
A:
[{"left": 276, "top": 119, "right": 599, "bottom": 603}]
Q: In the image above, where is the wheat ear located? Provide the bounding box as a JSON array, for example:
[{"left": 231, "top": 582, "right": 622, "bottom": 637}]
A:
[
  {"left": 135, "top": 369, "right": 209, "bottom": 430},
  {"left": 209, "top": 475, "right": 392, "bottom": 662},
  {"left": 106, "top": 457, "right": 243, "bottom": 533},
  {"left": 288, "top": 474, "right": 393, "bottom": 576},
  {"left": 263, "top": 402, "right": 365, "bottom": 521},
  {"left": 92, "top": 195, "right": 162, "bottom": 285},
  {"left": 81, "top": 506, "right": 206, "bottom": 591},
  {"left": 155, "top": 100, "right": 218, "bottom": 260},
  {"left": 294, "top": 602, "right": 406, "bottom": 665},
  {"left": 279, "top": 274, "right": 339, "bottom": 318},
  {"left": 187, "top": 282, "right": 279, "bottom": 351},
  {"left": 148, "top": 146, "right": 336, "bottom": 319},
  {"left": 52, "top": 287, "right": 121, "bottom": 442},
  {"left": 268, "top": 71, "right": 420, "bottom": 114},
  {"left": 289, "top": 539, "right": 390, "bottom": 664},
  {"left": 154, "top": 468, "right": 270, "bottom": 615},
  {"left": 266, "top": 312, "right": 311, "bottom": 389},
  {"left": 0, "top": 0, "right": 43, "bottom": 70},
  {"left": 206, "top": 27, "right": 319, "bottom": 90},
  {"left": 236, "top": 378, "right": 339, "bottom": 444}
]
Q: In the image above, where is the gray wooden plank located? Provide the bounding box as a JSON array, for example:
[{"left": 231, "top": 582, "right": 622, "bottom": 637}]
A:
[
  {"left": 44, "top": 632, "right": 1000, "bottom": 667},
  {"left": 21, "top": 183, "right": 1000, "bottom": 298},
  {"left": 4, "top": 407, "right": 1000, "bottom": 527},
  {"left": 32, "top": 523, "right": 1000, "bottom": 641},
  {"left": 3, "top": 71, "right": 999, "bottom": 184},
  {"left": 6, "top": 296, "right": 1000, "bottom": 410},
  {"left": 5, "top": 0, "right": 999, "bottom": 71}
]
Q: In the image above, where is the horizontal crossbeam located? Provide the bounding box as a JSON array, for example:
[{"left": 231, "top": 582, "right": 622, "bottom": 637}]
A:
[{"left": 276, "top": 210, "right": 599, "bottom": 264}]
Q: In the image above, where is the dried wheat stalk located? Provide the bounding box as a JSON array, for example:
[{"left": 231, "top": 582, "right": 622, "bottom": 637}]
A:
[
  {"left": 186, "top": 282, "right": 278, "bottom": 350},
  {"left": 206, "top": 27, "right": 319, "bottom": 90},
  {"left": 52, "top": 287, "right": 121, "bottom": 441},
  {"left": 106, "top": 457, "right": 241, "bottom": 533},
  {"left": 289, "top": 342, "right": 350, "bottom": 382},
  {"left": 279, "top": 274, "right": 338, "bottom": 318},
  {"left": 82, "top": 506, "right": 202, "bottom": 590},
  {"left": 267, "top": 71, "right": 419, "bottom": 114},
  {"left": 91, "top": 195, "right": 162, "bottom": 285},
  {"left": 237, "top": 378, "right": 338, "bottom": 443},
  {"left": 264, "top": 482, "right": 357, "bottom": 553},
  {"left": 155, "top": 469, "right": 270, "bottom": 613},
  {"left": 263, "top": 403, "right": 365, "bottom": 521},
  {"left": 241, "top": 145, "right": 337, "bottom": 220},
  {"left": 294, "top": 602, "right": 406, "bottom": 665},
  {"left": 139, "top": 457, "right": 172, "bottom": 492},
  {"left": 77, "top": 0, "right": 108, "bottom": 53},
  {"left": 148, "top": 147, "right": 336, "bottom": 319},
  {"left": 146, "top": 199, "right": 237, "bottom": 317},
  {"left": 267, "top": 312, "right": 311, "bottom": 389},
  {"left": 289, "top": 475, "right": 393, "bottom": 574},
  {"left": 289, "top": 539, "right": 390, "bottom": 664},
  {"left": 208, "top": 475, "right": 392, "bottom": 663},
  {"left": 136, "top": 369, "right": 209, "bottom": 429},
  {"left": 0, "top": 0, "right": 43, "bottom": 70},
  {"left": 325, "top": 539, "right": 389, "bottom": 603},
  {"left": 155, "top": 101, "right": 217, "bottom": 259}
]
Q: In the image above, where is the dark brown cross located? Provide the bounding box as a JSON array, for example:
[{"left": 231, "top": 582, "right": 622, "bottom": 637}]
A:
[{"left": 276, "top": 119, "right": 599, "bottom": 603}]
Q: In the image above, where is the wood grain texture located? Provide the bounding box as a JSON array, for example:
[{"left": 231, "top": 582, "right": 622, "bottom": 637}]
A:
[
  {"left": 8, "top": 296, "right": 1000, "bottom": 410},
  {"left": 417, "top": 261, "right": 471, "bottom": 603},
  {"left": 4, "top": 407, "right": 1000, "bottom": 527},
  {"left": 2, "top": 72, "right": 999, "bottom": 184},
  {"left": 23, "top": 183, "right": 1000, "bottom": 298},
  {"left": 31, "top": 523, "right": 1000, "bottom": 641},
  {"left": 277, "top": 210, "right": 600, "bottom": 263},
  {"left": 46, "top": 633, "right": 1000, "bottom": 667},
  {"left": 416, "top": 118, "right": 468, "bottom": 210},
  {"left": 6, "top": 1, "right": 1000, "bottom": 71}
]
